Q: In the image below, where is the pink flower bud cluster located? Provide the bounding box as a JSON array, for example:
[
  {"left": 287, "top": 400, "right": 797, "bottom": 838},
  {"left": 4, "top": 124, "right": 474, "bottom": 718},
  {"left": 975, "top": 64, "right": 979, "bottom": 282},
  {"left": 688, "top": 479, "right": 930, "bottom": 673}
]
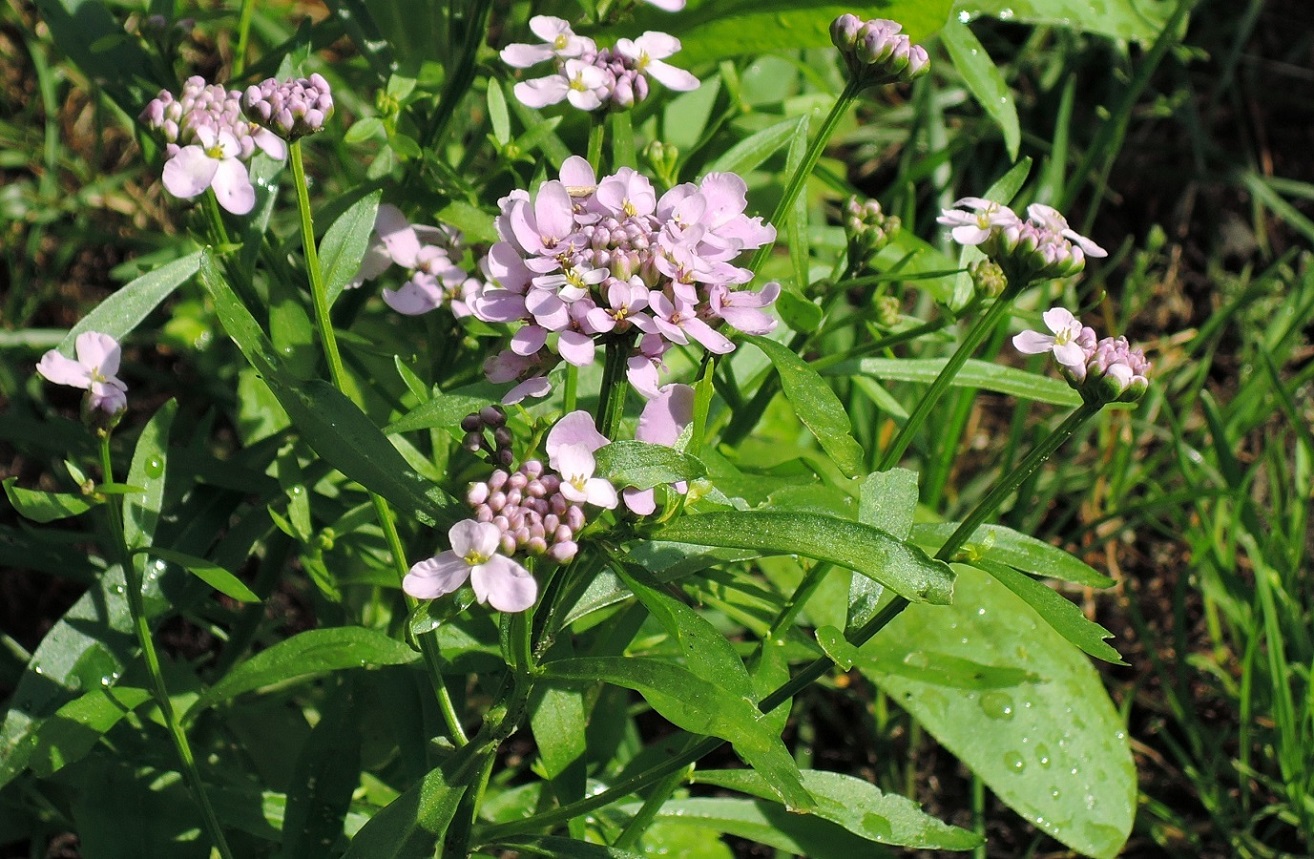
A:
[
  {"left": 141, "top": 77, "right": 288, "bottom": 214},
  {"left": 466, "top": 462, "right": 588, "bottom": 564},
  {"left": 501, "top": 17, "right": 699, "bottom": 111},
  {"left": 844, "top": 196, "right": 900, "bottom": 262},
  {"left": 829, "top": 15, "right": 930, "bottom": 86},
  {"left": 1013, "top": 308, "right": 1150, "bottom": 404},
  {"left": 470, "top": 156, "right": 780, "bottom": 400},
  {"left": 938, "top": 200, "right": 1107, "bottom": 282},
  {"left": 141, "top": 76, "right": 287, "bottom": 163},
  {"left": 242, "top": 74, "right": 334, "bottom": 140},
  {"left": 348, "top": 204, "right": 479, "bottom": 317}
]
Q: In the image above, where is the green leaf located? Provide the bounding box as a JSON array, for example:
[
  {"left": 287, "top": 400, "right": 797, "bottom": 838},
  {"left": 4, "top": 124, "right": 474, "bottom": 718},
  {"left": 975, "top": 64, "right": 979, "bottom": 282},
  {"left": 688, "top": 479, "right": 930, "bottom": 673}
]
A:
[
  {"left": 830, "top": 357, "right": 1081, "bottom": 407},
  {"left": 542, "top": 656, "right": 812, "bottom": 811},
  {"left": 344, "top": 115, "right": 385, "bottom": 143},
  {"left": 814, "top": 626, "right": 858, "bottom": 670},
  {"left": 185, "top": 627, "right": 420, "bottom": 720},
  {"left": 624, "top": 796, "right": 897, "bottom": 857},
  {"left": 386, "top": 391, "right": 495, "bottom": 435},
  {"left": 282, "top": 679, "right": 361, "bottom": 859},
  {"left": 28, "top": 686, "right": 152, "bottom": 777},
  {"left": 614, "top": 565, "right": 756, "bottom": 701},
  {"left": 131, "top": 547, "right": 260, "bottom": 603},
  {"left": 658, "top": 511, "right": 954, "bottom": 604},
  {"left": 748, "top": 336, "right": 866, "bottom": 476},
  {"left": 438, "top": 200, "right": 499, "bottom": 245},
  {"left": 707, "top": 116, "right": 806, "bottom": 176},
  {"left": 911, "top": 522, "right": 1111, "bottom": 587},
  {"left": 955, "top": 0, "right": 1175, "bottom": 44},
  {"left": 483, "top": 836, "right": 644, "bottom": 858},
  {"left": 594, "top": 441, "right": 707, "bottom": 491},
  {"left": 856, "top": 563, "right": 1135, "bottom": 859},
  {"left": 940, "top": 19, "right": 1020, "bottom": 159},
  {"left": 637, "top": 0, "right": 954, "bottom": 66},
  {"left": 696, "top": 769, "right": 981, "bottom": 850},
  {"left": 973, "top": 559, "right": 1125, "bottom": 665},
  {"left": 2, "top": 478, "right": 96, "bottom": 523},
  {"left": 343, "top": 744, "right": 481, "bottom": 858},
  {"left": 849, "top": 469, "right": 919, "bottom": 630},
  {"left": 487, "top": 79, "right": 511, "bottom": 145},
  {"left": 199, "top": 254, "right": 457, "bottom": 527},
  {"left": 59, "top": 252, "right": 202, "bottom": 352},
  {"left": 123, "top": 400, "right": 177, "bottom": 555},
  {"left": 322, "top": 189, "right": 382, "bottom": 307}
]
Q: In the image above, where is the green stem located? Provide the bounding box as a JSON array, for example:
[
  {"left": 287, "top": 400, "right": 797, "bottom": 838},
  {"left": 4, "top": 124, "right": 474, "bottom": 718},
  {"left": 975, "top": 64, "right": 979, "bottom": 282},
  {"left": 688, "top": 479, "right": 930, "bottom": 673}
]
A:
[
  {"left": 587, "top": 121, "right": 606, "bottom": 173},
  {"left": 875, "top": 289, "right": 1020, "bottom": 471},
  {"left": 747, "top": 79, "right": 861, "bottom": 276},
  {"left": 596, "top": 337, "right": 632, "bottom": 438},
  {"left": 290, "top": 138, "right": 468, "bottom": 746},
  {"left": 613, "top": 766, "right": 691, "bottom": 850},
  {"left": 767, "top": 562, "right": 833, "bottom": 641},
  {"left": 563, "top": 364, "right": 579, "bottom": 414},
  {"left": 232, "top": 0, "right": 256, "bottom": 77},
  {"left": 610, "top": 110, "right": 635, "bottom": 170},
  {"left": 98, "top": 437, "right": 234, "bottom": 859}
]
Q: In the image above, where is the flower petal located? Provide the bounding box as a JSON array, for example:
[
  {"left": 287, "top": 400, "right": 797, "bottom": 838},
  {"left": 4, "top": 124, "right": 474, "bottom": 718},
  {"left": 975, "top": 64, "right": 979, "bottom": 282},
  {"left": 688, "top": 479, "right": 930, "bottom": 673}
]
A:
[
  {"left": 449, "top": 519, "right": 500, "bottom": 559},
  {"left": 36, "top": 350, "right": 91, "bottom": 389},
  {"left": 161, "top": 146, "right": 219, "bottom": 199},
  {"left": 471, "top": 555, "right": 538, "bottom": 612},
  {"left": 403, "top": 552, "right": 471, "bottom": 599},
  {"left": 210, "top": 158, "right": 256, "bottom": 215}
]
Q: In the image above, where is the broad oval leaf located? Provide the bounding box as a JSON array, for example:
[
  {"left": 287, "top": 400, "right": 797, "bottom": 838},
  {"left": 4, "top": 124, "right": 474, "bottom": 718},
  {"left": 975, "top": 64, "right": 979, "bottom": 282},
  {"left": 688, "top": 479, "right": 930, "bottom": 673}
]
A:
[
  {"left": 542, "top": 656, "right": 811, "bottom": 811},
  {"left": 595, "top": 441, "right": 707, "bottom": 491},
  {"left": 830, "top": 357, "right": 1082, "bottom": 407},
  {"left": 59, "top": 251, "right": 203, "bottom": 352},
  {"left": 185, "top": 627, "right": 420, "bottom": 720},
  {"left": 955, "top": 0, "right": 1174, "bottom": 44},
  {"left": 748, "top": 336, "right": 866, "bottom": 477},
  {"left": 657, "top": 511, "right": 954, "bottom": 604},
  {"left": 911, "top": 521, "right": 1111, "bottom": 587},
  {"left": 856, "top": 563, "right": 1135, "bottom": 859},
  {"left": 633, "top": 0, "right": 954, "bottom": 67},
  {"left": 695, "top": 769, "right": 981, "bottom": 850}
]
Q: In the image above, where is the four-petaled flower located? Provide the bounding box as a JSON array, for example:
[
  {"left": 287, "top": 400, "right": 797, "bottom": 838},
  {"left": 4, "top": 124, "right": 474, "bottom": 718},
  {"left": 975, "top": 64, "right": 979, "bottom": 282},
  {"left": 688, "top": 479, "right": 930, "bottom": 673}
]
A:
[
  {"left": 36, "top": 331, "right": 129, "bottom": 414},
  {"left": 404, "top": 520, "right": 538, "bottom": 612},
  {"left": 935, "top": 197, "right": 1020, "bottom": 246},
  {"left": 1012, "top": 307, "right": 1096, "bottom": 374},
  {"left": 161, "top": 125, "right": 256, "bottom": 215}
]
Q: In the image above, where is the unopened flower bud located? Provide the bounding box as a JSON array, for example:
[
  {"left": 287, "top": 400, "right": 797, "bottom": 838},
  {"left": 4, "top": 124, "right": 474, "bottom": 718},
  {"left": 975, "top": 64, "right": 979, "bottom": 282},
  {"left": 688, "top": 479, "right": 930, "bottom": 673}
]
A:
[
  {"left": 875, "top": 295, "right": 902, "bottom": 328},
  {"left": 241, "top": 73, "right": 334, "bottom": 140},
  {"left": 831, "top": 15, "right": 930, "bottom": 89},
  {"left": 969, "top": 259, "right": 1008, "bottom": 298},
  {"left": 480, "top": 405, "right": 506, "bottom": 426},
  {"left": 548, "top": 541, "right": 578, "bottom": 563}
]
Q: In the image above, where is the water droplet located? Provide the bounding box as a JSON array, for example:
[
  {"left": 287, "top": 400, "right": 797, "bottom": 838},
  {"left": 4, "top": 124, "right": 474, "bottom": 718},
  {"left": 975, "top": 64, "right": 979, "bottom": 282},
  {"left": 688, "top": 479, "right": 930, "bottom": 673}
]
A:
[
  {"left": 99, "top": 673, "right": 119, "bottom": 687},
  {"left": 1004, "top": 751, "right": 1026, "bottom": 773},
  {"left": 981, "top": 691, "right": 1015, "bottom": 720},
  {"left": 145, "top": 457, "right": 165, "bottom": 478},
  {"left": 33, "top": 665, "right": 44, "bottom": 675},
  {"left": 958, "top": 9, "right": 972, "bottom": 23},
  {"left": 976, "top": 607, "right": 986, "bottom": 616},
  {"left": 1114, "top": 730, "right": 1126, "bottom": 741},
  {"left": 1036, "top": 743, "right": 1052, "bottom": 767},
  {"left": 1084, "top": 794, "right": 1097, "bottom": 810},
  {"left": 998, "top": 7, "right": 1014, "bottom": 19},
  {"left": 290, "top": 485, "right": 305, "bottom": 496},
  {"left": 1050, "top": 787, "right": 1061, "bottom": 799},
  {"left": 902, "top": 650, "right": 930, "bottom": 669},
  {"left": 1069, "top": 767, "right": 1080, "bottom": 776}
]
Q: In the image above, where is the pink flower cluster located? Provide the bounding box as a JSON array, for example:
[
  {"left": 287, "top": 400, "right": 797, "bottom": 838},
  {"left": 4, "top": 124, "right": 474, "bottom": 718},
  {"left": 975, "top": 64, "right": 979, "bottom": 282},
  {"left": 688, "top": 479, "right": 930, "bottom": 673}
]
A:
[
  {"left": 141, "top": 76, "right": 288, "bottom": 214},
  {"left": 1014, "top": 308, "right": 1150, "bottom": 403},
  {"left": 470, "top": 156, "right": 780, "bottom": 401},
  {"left": 349, "top": 204, "right": 479, "bottom": 317},
  {"left": 829, "top": 15, "right": 930, "bottom": 86},
  {"left": 403, "top": 409, "right": 620, "bottom": 612},
  {"left": 501, "top": 17, "right": 698, "bottom": 111},
  {"left": 938, "top": 200, "right": 1107, "bottom": 281}
]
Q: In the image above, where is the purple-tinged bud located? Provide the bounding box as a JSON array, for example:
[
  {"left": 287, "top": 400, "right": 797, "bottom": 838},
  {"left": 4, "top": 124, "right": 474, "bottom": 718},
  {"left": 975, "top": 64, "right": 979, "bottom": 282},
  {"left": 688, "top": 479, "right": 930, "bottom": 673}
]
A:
[
  {"left": 480, "top": 405, "right": 506, "bottom": 426},
  {"left": 467, "top": 482, "right": 490, "bottom": 505},
  {"left": 241, "top": 74, "right": 334, "bottom": 140},
  {"left": 526, "top": 479, "right": 546, "bottom": 498},
  {"left": 529, "top": 522, "right": 546, "bottom": 540},
  {"left": 550, "top": 494, "right": 568, "bottom": 516},
  {"left": 509, "top": 471, "right": 528, "bottom": 490},
  {"left": 830, "top": 13, "right": 864, "bottom": 50},
  {"left": 543, "top": 514, "right": 560, "bottom": 533},
  {"left": 488, "top": 491, "right": 506, "bottom": 513},
  {"left": 540, "top": 474, "right": 561, "bottom": 495},
  {"left": 493, "top": 514, "right": 510, "bottom": 532},
  {"left": 548, "top": 541, "right": 578, "bottom": 563},
  {"left": 497, "top": 449, "right": 514, "bottom": 466},
  {"left": 831, "top": 15, "right": 930, "bottom": 88},
  {"left": 463, "top": 432, "right": 484, "bottom": 453},
  {"left": 501, "top": 533, "right": 517, "bottom": 555},
  {"left": 554, "top": 524, "right": 574, "bottom": 543},
  {"left": 527, "top": 536, "right": 549, "bottom": 555},
  {"left": 506, "top": 488, "right": 523, "bottom": 507},
  {"left": 566, "top": 505, "right": 586, "bottom": 532},
  {"left": 475, "top": 505, "right": 494, "bottom": 523},
  {"left": 489, "top": 469, "right": 509, "bottom": 491},
  {"left": 522, "top": 459, "right": 544, "bottom": 478},
  {"left": 461, "top": 414, "right": 482, "bottom": 432},
  {"left": 494, "top": 426, "right": 514, "bottom": 449}
]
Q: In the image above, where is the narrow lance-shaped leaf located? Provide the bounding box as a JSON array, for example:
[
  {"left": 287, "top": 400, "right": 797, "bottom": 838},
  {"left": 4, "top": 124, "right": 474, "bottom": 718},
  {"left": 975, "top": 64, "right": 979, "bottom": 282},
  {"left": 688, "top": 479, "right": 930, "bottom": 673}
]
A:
[
  {"left": 831, "top": 357, "right": 1081, "bottom": 407},
  {"left": 658, "top": 511, "right": 954, "bottom": 604},
  {"left": 911, "top": 521, "right": 1111, "bottom": 587},
  {"left": 131, "top": 547, "right": 260, "bottom": 603},
  {"left": 543, "top": 656, "right": 812, "bottom": 811},
  {"left": 940, "top": 19, "right": 1020, "bottom": 159},
  {"left": 2, "top": 478, "right": 97, "bottom": 523},
  {"left": 184, "top": 627, "right": 420, "bottom": 721},
  {"left": 59, "top": 252, "right": 203, "bottom": 352},
  {"left": 695, "top": 769, "right": 982, "bottom": 851},
  {"left": 747, "top": 336, "right": 866, "bottom": 477},
  {"left": 322, "top": 189, "right": 382, "bottom": 307}
]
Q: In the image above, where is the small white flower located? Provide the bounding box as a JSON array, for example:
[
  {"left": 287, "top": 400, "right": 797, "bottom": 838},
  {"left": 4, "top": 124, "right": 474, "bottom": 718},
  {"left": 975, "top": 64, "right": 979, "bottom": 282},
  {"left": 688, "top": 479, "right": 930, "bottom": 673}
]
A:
[
  {"left": 554, "top": 444, "right": 618, "bottom": 509},
  {"left": 1012, "top": 307, "right": 1096, "bottom": 372}
]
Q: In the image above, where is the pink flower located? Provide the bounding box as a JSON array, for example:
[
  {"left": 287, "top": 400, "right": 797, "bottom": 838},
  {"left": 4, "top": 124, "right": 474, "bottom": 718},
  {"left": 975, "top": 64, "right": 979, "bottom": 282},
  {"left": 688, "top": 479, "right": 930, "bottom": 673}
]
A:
[
  {"left": 624, "top": 383, "right": 694, "bottom": 514},
  {"left": 615, "top": 33, "right": 700, "bottom": 92},
  {"left": 1012, "top": 307, "right": 1097, "bottom": 373},
  {"left": 546, "top": 410, "right": 609, "bottom": 464},
  {"left": 554, "top": 444, "right": 619, "bottom": 509},
  {"left": 1025, "top": 204, "right": 1107, "bottom": 258},
  {"left": 500, "top": 16, "right": 593, "bottom": 68},
  {"left": 403, "top": 520, "right": 537, "bottom": 612},
  {"left": 36, "top": 332, "right": 129, "bottom": 414},
  {"left": 936, "top": 197, "right": 1020, "bottom": 246},
  {"left": 161, "top": 125, "right": 255, "bottom": 215}
]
